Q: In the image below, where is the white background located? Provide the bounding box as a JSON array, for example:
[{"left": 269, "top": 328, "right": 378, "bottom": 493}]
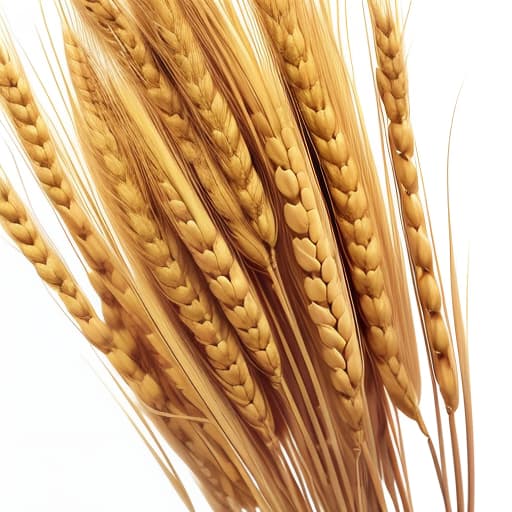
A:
[{"left": 0, "top": 0, "right": 510, "bottom": 510}]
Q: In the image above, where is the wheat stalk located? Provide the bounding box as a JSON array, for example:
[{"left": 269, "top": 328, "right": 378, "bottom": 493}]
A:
[
  {"left": 72, "top": 0, "right": 273, "bottom": 268},
  {"left": 369, "top": 0, "right": 459, "bottom": 412},
  {"left": 252, "top": 0, "right": 423, "bottom": 426}
]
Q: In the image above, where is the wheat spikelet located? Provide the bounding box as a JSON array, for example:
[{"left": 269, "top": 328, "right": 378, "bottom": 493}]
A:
[
  {"left": 72, "top": 0, "right": 273, "bottom": 268},
  {"left": 0, "top": 178, "right": 246, "bottom": 507},
  {"left": 252, "top": 0, "right": 422, "bottom": 424},
  {"left": 64, "top": 32, "right": 275, "bottom": 442},
  {"left": 369, "top": 0, "right": 459, "bottom": 411}
]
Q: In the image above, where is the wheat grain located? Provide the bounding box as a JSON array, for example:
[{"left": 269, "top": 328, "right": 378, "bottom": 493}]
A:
[
  {"left": 369, "top": 0, "right": 459, "bottom": 411},
  {"left": 253, "top": 0, "right": 421, "bottom": 423},
  {"left": 72, "top": 0, "right": 272, "bottom": 268}
]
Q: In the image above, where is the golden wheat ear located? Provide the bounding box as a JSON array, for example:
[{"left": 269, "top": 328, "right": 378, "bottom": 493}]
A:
[
  {"left": 366, "top": 2, "right": 474, "bottom": 510},
  {"left": 64, "top": 30, "right": 277, "bottom": 446},
  {"left": 71, "top": 0, "right": 273, "bottom": 269},
  {"left": 0, "top": 177, "right": 241, "bottom": 509},
  {"left": 368, "top": 0, "right": 459, "bottom": 414}
]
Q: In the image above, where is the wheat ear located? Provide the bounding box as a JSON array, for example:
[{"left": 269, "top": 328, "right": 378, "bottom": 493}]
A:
[
  {"left": 0, "top": 45, "right": 257, "bottom": 504},
  {"left": 0, "top": 41, "right": 162, "bottom": 379},
  {"left": 0, "top": 179, "right": 245, "bottom": 506},
  {"left": 369, "top": 0, "right": 459, "bottom": 411},
  {"left": 66, "top": 32, "right": 284, "bottom": 388},
  {"left": 252, "top": 0, "right": 422, "bottom": 424},
  {"left": 254, "top": 108, "right": 365, "bottom": 434},
  {"left": 72, "top": 0, "right": 273, "bottom": 268},
  {"left": 65, "top": 33, "right": 275, "bottom": 442},
  {"left": 126, "top": 0, "right": 276, "bottom": 246}
]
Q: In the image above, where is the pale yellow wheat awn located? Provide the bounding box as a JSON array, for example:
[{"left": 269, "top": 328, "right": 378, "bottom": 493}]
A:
[{"left": 369, "top": 0, "right": 459, "bottom": 411}]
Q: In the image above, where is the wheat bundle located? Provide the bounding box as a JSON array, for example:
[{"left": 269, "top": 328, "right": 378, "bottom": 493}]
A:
[{"left": 0, "top": 0, "right": 474, "bottom": 510}]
